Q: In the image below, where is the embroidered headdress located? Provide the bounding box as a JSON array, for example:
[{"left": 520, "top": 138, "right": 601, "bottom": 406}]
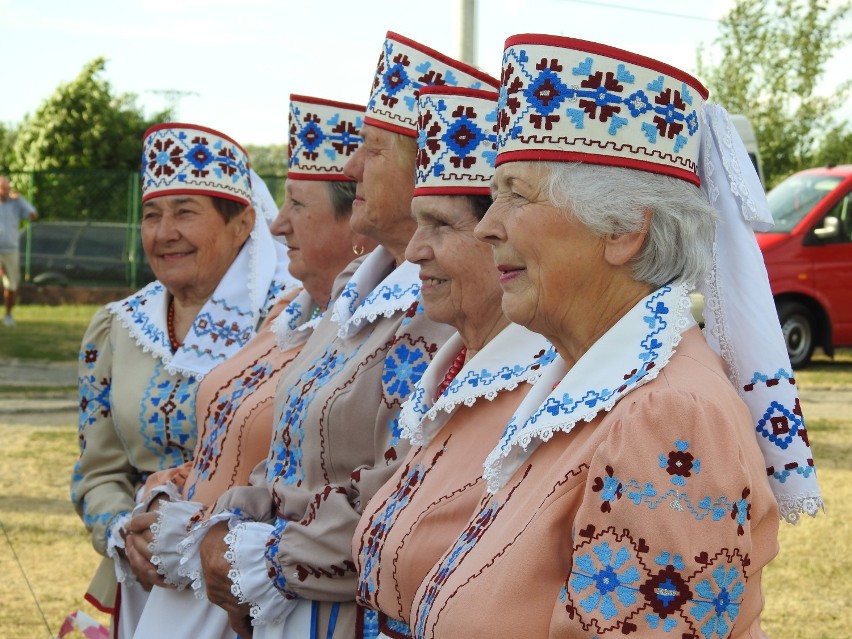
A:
[
  {"left": 496, "top": 34, "right": 707, "bottom": 186},
  {"left": 141, "top": 122, "right": 252, "bottom": 205},
  {"left": 488, "top": 34, "right": 822, "bottom": 523},
  {"left": 366, "top": 31, "right": 500, "bottom": 137},
  {"left": 288, "top": 95, "right": 365, "bottom": 180},
  {"left": 414, "top": 86, "right": 499, "bottom": 196}
]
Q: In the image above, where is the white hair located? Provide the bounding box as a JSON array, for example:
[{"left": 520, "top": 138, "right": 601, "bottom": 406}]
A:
[{"left": 542, "top": 162, "right": 718, "bottom": 287}]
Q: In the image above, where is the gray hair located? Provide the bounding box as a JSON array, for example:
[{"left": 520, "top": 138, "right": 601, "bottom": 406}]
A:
[
  {"left": 542, "top": 162, "right": 718, "bottom": 287},
  {"left": 325, "top": 180, "right": 357, "bottom": 220}
]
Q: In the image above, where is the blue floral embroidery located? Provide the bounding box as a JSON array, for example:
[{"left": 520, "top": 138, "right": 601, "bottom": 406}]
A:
[
  {"left": 568, "top": 542, "right": 641, "bottom": 619},
  {"left": 690, "top": 564, "right": 744, "bottom": 638}
]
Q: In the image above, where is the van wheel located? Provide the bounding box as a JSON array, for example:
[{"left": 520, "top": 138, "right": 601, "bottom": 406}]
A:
[{"left": 778, "top": 302, "right": 815, "bottom": 369}]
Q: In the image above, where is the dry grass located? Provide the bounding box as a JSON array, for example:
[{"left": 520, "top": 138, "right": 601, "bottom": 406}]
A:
[{"left": 0, "top": 422, "right": 109, "bottom": 638}]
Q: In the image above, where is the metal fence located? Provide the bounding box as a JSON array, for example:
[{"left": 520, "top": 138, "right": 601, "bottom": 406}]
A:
[{"left": 9, "top": 169, "right": 286, "bottom": 289}]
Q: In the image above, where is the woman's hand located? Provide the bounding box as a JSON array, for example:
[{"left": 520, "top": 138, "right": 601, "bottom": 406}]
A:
[
  {"left": 123, "top": 511, "right": 168, "bottom": 591},
  {"left": 200, "top": 521, "right": 253, "bottom": 636}
]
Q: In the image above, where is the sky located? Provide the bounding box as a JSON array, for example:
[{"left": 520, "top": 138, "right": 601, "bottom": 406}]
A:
[{"left": 2, "top": 0, "right": 851, "bottom": 147}]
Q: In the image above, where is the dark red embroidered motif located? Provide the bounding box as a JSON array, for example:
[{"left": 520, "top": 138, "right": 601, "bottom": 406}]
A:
[
  {"left": 638, "top": 564, "right": 693, "bottom": 618},
  {"left": 665, "top": 450, "right": 695, "bottom": 479}
]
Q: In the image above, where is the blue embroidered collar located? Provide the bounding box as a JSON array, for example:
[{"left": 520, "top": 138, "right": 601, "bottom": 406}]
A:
[
  {"left": 331, "top": 246, "right": 420, "bottom": 339},
  {"left": 483, "top": 281, "right": 694, "bottom": 493},
  {"left": 401, "top": 324, "right": 556, "bottom": 447}
]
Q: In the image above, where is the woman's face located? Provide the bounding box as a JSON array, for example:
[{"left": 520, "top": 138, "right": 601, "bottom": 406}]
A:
[
  {"left": 270, "top": 179, "right": 357, "bottom": 303},
  {"left": 475, "top": 162, "right": 607, "bottom": 340},
  {"left": 141, "top": 194, "right": 252, "bottom": 302},
  {"left": 406, "top": 195, "right": 505, "bottom": 339},
  {"left": 343, "top": 124, "right": 416, "bottom": 260}
]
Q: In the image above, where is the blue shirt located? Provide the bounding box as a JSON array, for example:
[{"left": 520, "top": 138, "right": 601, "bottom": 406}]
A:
[{"left": 0, "top": 195, "right": 35, "bottom": 251}]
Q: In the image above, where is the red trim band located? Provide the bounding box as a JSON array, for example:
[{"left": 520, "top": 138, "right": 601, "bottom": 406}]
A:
[
  {"left": 363, "top": 116, "right": 418, "bottom": 138},
  {"left": 417, "top": 86, "right": 499, "bottom": 101},
  {"left": 386, "top": 31, "right": 500, "bottom": 89},
  {"left": 84, "top": 591, "right": 115, "bottom": 615},
  {"left": 496, "top": 148, "right": 701, "bottom": 187},
  {"left": 142, "top": 122, "right": 250, "bottom": 157},
  {"left": 286, "top": 172, "right": 355, "bottom": 182},
  {"left": 414, "top": 185, "right": 492, "bottom": 197},
  {"left": 141, "top": 187, "right": 251, "bottom": 205},
  {"left": 289, "top": 94, "right": 366, "bottom": 113}
]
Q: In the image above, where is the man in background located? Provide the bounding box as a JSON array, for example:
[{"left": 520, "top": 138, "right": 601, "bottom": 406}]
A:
[{"left": 0, "top": 176, "right": 38, "bottom": 326}]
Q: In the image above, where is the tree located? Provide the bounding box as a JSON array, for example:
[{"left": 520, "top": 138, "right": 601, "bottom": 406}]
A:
[
  {"left": 0, "top": 123, "right": 16, "bottom": 175},
  {"left": 697, "top": 0, "right": 851, "bottom": 187},
  {"left": 10, "top": 57, "right": 170, "bottom": 220},
  {"left": 812, "top": 122, "right": 852, "bottom": 166}
]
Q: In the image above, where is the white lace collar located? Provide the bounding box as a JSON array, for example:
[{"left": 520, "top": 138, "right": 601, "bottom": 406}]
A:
[
  {"left": 270, "top": 288, "right": 323, "bottom": 352},
  {"left": 107, "top": 222, "right": 297, "bottom": 379},
  {"left": 400, "top": 324, "right": 556, "bottom": 447},
  {"left": 483, "top": 281, "right": 694, "bottom": 493},
  {"left": 331, "top": 246, "right": 420, "bottom": 339}
]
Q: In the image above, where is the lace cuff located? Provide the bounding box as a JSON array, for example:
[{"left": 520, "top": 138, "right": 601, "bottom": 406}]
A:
[
  {"left": 135, "top": 480, "right": 183, "bottom": 514},
  {"left": 174, "top": 511, "right": 237, "bottom": 600},
  {"left": 149, "top": 500, "right": 204, "bottom": 588},
  {"left": 105, "top": 512, "right": 133, "bottom": 583},
  {"left": 225, "top": 521, "right": 300, "bottom": 626}
]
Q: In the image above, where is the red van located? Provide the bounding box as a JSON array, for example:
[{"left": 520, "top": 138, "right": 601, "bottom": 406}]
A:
[{"left": 759, "top": 165, "right": 852, "bottom": 367}]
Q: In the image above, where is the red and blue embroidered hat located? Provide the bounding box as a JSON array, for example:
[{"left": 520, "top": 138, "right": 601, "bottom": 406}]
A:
[
  {"left": 141, "top": 123, "right": 252, "bottom": 205},
  {"left": 288, "top": 95, "right": 366, "bottom": 181},
  {"left": 366, "top": 31, "right": 500, "bottom": 138},
  {"left": 414, "top": 86, "right": 499, "bottom": 197},
  {"left": 495, "top": 34, "right": 709, "bottom": 186}
]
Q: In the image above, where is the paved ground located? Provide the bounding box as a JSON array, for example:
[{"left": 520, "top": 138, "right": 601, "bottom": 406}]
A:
[{"left": 0, "top": 359, "right": 77, "bottom": 424}]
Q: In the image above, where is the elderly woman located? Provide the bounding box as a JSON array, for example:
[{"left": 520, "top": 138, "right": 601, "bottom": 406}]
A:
[
  {"left": 194, "top": 33, "right": 497, "bottom": 639},
  {"left": 353, "top": 85, "right": 555, "bottom": 638},
  {"left": 402, "top": 36, "right": 823, "bottom": 638},
  {"left": 112, "top": 97, "right": 375, "bottom": 639},
  {"left": 71, "top": 123, "right": 297, "bottom": 637}
]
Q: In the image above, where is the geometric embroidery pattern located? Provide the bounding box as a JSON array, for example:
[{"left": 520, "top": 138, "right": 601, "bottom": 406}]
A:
[
  {"left": 561, "top": 526, "right": 748, "bottom": 638},
  {"left": 288, "top": 95, "right": 365, "bottom": 179},
  {"left": 142, "top": 123, "right": 251, "bottom": 204},
  {"left": 496, "top": 36, "right": 708, "bottom": 185},
  {"left": 415, "top": 86, "right": 499, "bottom": 195},
  {"left": 366, "top": 31, "right": 499, "bottom": 135}
]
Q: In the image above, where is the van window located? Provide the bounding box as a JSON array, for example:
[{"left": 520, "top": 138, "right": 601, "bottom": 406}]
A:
[{"left": 765, "top": 174, "right": 842, "bottom": 233}]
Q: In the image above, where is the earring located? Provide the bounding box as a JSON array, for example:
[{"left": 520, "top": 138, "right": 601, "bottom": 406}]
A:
[{"left": 352, "top": 245, "right": 365, "bottom": 256}]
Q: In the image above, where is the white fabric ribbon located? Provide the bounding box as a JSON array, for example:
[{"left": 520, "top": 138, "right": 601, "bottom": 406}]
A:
[{"left": 697, "top": 104, "right": 823, "bottom": 523}]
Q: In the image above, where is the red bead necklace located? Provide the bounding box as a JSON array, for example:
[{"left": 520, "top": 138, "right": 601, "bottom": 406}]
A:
[
  {"left": 167, "top": 299, "right": 182, "bottom": 352},
  {"left": 435, "top": 346, "right": 467, "bottom": 401}
]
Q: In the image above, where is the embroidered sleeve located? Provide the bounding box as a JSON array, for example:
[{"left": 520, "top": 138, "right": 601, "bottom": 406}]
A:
[
  {"left": 71, "top": 307, "right": 138, "bottom": 556},
  {"left": 266, "top": 458, "right": 405, "bottom": 602},
  {"left": 551, "top": 389, "right": 774, "bottom": 638}
]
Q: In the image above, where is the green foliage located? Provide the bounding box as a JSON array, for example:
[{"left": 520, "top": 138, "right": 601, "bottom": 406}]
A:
[
  {"left": 0, "top": 123, "right": 16, "bottom": 174},
  {"left": 697, "top": 0, "right": 851, "bottom": 187},
  {"left": 9, "top": 57, "right": 170, "bottom": 220},
  {"left": 246, "top": 144, "right": 288, "bottom": 205},
  {"left": 245, "top": 144, "right": 288, "bottom": 177},
  {"left": 812, "top": 122, "right": 852, "bottom": 167}
]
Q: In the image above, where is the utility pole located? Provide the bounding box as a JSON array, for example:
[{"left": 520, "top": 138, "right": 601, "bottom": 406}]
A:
[
  {"left": 147, "top": 89, "right": 199, "bottom": 118},
  {"left": 458, "top": 0, "right": 476, "bottom": 66}
]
